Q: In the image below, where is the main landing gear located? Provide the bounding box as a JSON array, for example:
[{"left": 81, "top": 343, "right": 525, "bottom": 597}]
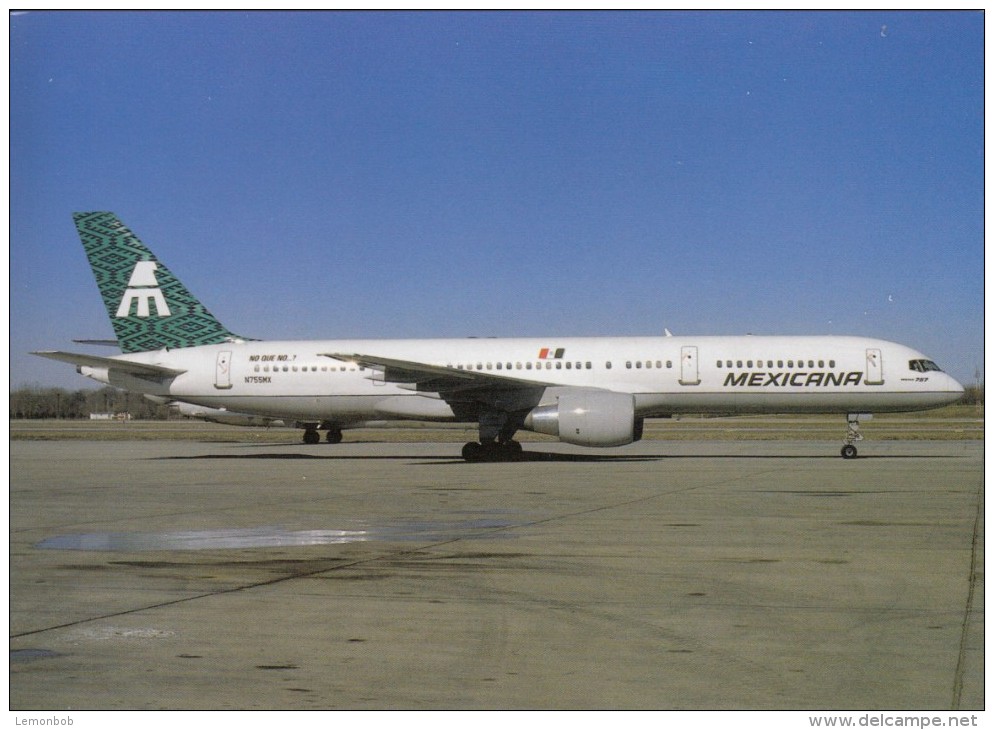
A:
[
  {"left": 302, "top": 426, "right": 343, "bottom": 445},
  {"left": 461, "top": 439, "right": 523, "bottom": 462},
  {"left": 841, "top": 413, "right": 866, "bottom": 459},
  {"left": 462, "top": 409, "right": 527, "bottom": 462}
]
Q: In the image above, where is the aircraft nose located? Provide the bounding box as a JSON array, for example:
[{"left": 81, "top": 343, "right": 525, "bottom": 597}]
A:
[{"left": 945, "top": 374, "right": 966, "bottom": 401}]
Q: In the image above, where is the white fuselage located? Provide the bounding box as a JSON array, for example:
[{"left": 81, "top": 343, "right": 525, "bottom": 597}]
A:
[{"left": 84, "top": 335, "right": 964, "bottom": 425}]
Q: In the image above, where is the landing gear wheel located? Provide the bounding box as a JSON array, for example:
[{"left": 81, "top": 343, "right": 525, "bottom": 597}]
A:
[
  {"left": 462, "top": 440, "right": 522, "bottom": 462},
  {"left": 325, "top": 428, "right": 343, "bottom": 444},
  {"left": 500, "top": 440, "right": 523, "bottom": 459},
  {"left": 841, "top": 413, "right": 865, "bottom": 459},
  {"left": 303, "top": 429, "right": 321, "bottom": 445},
  {"left": 462, "top": 442, "right": 484, "bottom": 462}
]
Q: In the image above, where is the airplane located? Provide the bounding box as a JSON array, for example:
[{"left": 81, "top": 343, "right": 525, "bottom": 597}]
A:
[{"left": 34, "top": 212, "right": 965, "bottom": 461}]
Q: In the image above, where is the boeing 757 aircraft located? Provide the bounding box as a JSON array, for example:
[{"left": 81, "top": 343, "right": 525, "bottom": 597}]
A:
[{"left": 35, "top": 212, "right": 964, "bottom": 461}]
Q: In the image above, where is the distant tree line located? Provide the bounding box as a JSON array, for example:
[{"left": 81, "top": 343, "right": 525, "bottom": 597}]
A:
[
  {"left": 10, "top": 382, "right": 983, "bottom": 420},
  {"left": 9, "top": 385, "right": 171, "bottom": 420},
  {"left": 961, "top": 383, "right": 984, "bottom": 406}
]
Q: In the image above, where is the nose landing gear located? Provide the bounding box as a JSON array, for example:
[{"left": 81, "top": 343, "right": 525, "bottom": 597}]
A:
[{"left": 841, "top": 413, "right": 869, "bottom": 459}]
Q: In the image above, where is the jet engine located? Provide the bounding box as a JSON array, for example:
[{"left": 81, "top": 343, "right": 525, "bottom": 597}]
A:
[{"left": 523, "top": 390, "right": 643, "bottom": 447}]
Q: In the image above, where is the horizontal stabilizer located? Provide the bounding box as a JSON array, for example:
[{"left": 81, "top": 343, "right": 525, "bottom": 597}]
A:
[
  {"left": 31, "top": 351, "right": 186, "bottom": 378},
  {"left": 72, "top": 339, "right": 120, "bottom": 347}
]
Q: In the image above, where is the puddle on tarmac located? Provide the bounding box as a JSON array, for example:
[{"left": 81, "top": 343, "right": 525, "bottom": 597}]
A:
[
  {"left": 69, "top": 626, "right": 175, "bottom": 641},
  {"left": 36, "top": 518, "right": 521, "bottom": 552},
  {"left": 37, "top": 527, "right": 369, "bottom": 552},
  {"left": 10, "top": 649, "right": 63, "bottom": 662}
]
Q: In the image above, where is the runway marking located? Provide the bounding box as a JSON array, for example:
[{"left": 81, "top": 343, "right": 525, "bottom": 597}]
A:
[{"left": 951, "top": 480, "right": 983, "bottom": 710}]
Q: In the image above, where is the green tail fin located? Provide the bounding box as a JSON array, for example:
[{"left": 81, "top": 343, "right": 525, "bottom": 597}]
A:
[{"left": 73, "top": 211, "right": 247, "bottom": 353}]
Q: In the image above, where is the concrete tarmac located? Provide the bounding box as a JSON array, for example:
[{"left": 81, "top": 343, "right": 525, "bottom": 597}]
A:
[{"left": 9, "top": 439, "right": 984, "bottom": 710}]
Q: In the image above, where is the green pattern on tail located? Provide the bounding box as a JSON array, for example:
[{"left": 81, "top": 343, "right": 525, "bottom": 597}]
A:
[{"left": 74, "top": 212, "right": 247, "bottom": 353}]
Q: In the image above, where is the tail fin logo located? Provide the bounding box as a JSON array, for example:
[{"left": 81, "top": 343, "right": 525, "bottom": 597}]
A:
[{"left": 116, "top": 261, "right": 171, "bottom": 318}]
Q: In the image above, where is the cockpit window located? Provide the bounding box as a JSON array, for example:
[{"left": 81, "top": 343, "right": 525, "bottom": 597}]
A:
[{"left": 909, "top": 359, "right": 943, "bottom": 373}]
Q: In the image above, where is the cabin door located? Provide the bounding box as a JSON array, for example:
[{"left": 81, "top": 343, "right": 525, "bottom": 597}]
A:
[
  {"left": 680, "top": 346, "right": 700, "bottom": 386},
  {"left": 214, "top": 351, "right": 233, "bottom": 390},
  {"left": 865, "top": 348, "right": 884, "bottom": 385}
]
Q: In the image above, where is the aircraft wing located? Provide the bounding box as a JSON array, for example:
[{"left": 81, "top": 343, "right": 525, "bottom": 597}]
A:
[
  {"left": 321, "top": 352, "right": 553, "bottom": 393},
  {"left": 32, "top": 351, "right": 187, "bottom": 378}
]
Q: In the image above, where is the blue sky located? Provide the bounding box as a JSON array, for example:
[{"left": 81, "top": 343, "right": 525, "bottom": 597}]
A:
[{"left": 10, "top": 11, "right": 984, "bottom": 389}]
